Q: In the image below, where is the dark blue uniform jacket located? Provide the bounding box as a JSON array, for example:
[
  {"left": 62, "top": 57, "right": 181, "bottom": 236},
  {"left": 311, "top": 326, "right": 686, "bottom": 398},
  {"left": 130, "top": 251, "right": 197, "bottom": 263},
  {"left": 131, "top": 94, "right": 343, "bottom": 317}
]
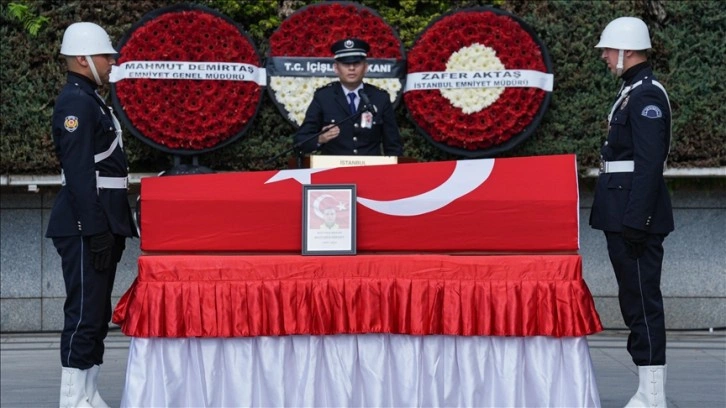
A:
[
  {"left": 294, "top": 82, "right": 403, "bottom": 156},
  {"left": 590, "top": 63, "right": 674, "bottom": 234},
  {"left": 46, "top": 72, "right": 137, "bottom": 238}
]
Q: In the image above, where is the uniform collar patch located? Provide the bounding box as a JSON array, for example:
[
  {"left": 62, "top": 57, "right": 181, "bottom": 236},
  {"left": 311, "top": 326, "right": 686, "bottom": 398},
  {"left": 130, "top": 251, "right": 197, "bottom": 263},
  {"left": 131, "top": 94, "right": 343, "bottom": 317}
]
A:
[{"left": 64, "top": 116, "right": 79, "bottom": 132}]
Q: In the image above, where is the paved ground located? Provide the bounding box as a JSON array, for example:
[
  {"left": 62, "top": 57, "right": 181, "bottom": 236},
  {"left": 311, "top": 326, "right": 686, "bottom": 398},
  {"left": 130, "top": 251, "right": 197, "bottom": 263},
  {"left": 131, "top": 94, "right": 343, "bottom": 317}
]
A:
[{"left": 1, "top": 329, "right": 724, "bottom": 407}]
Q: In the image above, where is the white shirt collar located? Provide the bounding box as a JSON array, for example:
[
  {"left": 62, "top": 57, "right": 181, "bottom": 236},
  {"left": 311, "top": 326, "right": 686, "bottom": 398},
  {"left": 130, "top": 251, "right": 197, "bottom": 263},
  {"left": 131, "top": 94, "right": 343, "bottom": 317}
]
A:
[{"left": 340, "top": 83, "right": 363, "bottom": 97}]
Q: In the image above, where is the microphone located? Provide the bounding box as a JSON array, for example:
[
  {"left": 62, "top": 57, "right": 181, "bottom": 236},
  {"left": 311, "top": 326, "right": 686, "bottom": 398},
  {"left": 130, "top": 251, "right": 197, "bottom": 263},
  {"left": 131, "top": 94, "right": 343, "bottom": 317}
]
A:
[{"left": 358, "top": 90, "right": 377, "bottom": 113}]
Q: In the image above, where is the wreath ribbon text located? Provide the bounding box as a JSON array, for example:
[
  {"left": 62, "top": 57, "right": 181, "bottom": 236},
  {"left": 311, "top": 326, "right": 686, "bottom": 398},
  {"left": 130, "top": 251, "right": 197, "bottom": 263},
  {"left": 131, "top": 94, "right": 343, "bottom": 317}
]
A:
[
  {"left": 404, "top": 70, "right": 553, "bottom": 92},
  {"left": 111, "top": 61, "right": 267, "bottom": 86}
]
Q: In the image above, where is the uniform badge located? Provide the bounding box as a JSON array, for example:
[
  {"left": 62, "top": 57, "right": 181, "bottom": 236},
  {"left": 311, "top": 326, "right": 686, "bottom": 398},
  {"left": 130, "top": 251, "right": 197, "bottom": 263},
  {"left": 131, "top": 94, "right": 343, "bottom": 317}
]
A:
[
  {"left": 360, "top": 111, "right": 373, "bottom": 129},
  {"left": 641, "top": 105, "right": 663, "bottom": 119},
  {"left": 619, "top": 96, "right": 629, "bottom": 110},
  {"left": 64, "top": 116, "right": 79, "bottom": 132}
]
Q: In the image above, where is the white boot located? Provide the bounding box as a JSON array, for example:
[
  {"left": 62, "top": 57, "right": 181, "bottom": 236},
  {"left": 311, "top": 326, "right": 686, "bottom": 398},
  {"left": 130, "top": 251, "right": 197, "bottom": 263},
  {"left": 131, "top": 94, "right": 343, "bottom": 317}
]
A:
[
  {"left": 624, "top": 365, "right": 667, "bottom": 407},
  {"left": 85, "top": 365, "right": 111, "bottom": 408},
  {"left": 59, "top": 367, "right": 93, "bottom": 408}
]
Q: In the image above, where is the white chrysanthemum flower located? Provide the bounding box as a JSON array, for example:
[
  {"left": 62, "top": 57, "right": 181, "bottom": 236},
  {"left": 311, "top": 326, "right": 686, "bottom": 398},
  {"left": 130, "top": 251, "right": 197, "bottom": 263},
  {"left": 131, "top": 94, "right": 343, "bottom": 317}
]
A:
[
  {"left": 441, "top": 43, "right": 506, "bottom": 113},
  {"left": 448, "top": 93, "right": 463, "bottom": 106},
  {"left": 364, "top": 78, "right": 401, "bottom": 103},
  {"left": 270, "top": 76, "right": 334, "bottom": 124},
  {"left": 271, "top": 76, "right": 403, "bottom": 125}
]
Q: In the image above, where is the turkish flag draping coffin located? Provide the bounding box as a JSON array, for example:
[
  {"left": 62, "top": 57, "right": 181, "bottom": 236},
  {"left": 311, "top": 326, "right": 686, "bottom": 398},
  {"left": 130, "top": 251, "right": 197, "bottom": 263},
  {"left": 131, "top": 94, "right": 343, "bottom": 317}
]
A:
[{"left": 140, "top": 154, "right": 580, "bottom": 252}]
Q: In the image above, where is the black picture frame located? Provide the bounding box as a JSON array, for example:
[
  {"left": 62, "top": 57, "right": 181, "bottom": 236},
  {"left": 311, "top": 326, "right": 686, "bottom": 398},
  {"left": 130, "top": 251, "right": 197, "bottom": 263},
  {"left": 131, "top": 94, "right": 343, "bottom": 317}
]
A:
[{"left": 302, "top": 184, "right": 357, "bottom": 255}]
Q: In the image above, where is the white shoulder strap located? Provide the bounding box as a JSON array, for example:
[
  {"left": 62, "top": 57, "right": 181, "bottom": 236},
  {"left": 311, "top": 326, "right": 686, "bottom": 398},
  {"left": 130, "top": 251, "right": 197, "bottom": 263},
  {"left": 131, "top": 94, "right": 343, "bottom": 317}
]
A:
[
  {"left": 607, "top": 81, "right": 637, "bottom": 123},
  {"left": 650, "top": 79, "right": 673, "bottom": 162},
  {"left": 92, "top": 96, "right": 124, "bottom": 164}
]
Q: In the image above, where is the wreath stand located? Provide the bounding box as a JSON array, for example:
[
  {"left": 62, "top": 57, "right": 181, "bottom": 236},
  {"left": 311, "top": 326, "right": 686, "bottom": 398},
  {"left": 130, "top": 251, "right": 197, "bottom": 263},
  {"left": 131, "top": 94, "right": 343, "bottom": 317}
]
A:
[{"left": 161, "top": 155, "right": 215, "bottom": 176}]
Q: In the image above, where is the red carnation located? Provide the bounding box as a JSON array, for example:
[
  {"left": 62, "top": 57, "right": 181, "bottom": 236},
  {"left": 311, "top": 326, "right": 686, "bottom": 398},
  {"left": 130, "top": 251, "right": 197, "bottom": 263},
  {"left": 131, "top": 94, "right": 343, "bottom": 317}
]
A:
[
  {"left": 111, "top": 5, "right": 263, "bottom": 154},
  {"left": 403, "top": 8, "right": 552, "bottom": 157}
]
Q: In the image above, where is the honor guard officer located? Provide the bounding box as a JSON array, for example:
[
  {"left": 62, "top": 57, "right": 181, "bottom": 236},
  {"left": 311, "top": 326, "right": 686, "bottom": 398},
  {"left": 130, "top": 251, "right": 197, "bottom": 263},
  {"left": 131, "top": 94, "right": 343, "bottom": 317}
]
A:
[
  {"left": 294, "top": 38, "right": 403, "bottom": 156},
  {"left": 47, "top": 22, "right": 138, "bottom": 408},
  {"left": 589, "top": 17, "right": 674, "bottom": 407}
]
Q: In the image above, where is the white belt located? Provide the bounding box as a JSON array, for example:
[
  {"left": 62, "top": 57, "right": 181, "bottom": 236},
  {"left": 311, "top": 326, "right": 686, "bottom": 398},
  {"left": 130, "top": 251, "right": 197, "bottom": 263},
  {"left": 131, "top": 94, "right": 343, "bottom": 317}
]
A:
[
  {"left": 600, "top": 160, "right": 634, "bottom": 173},
  {"left": 61, "top": 170, "right": 129, "bottom": 189},
  {"left": 96, "top": 175, "right": 129, "bottom": 189}
]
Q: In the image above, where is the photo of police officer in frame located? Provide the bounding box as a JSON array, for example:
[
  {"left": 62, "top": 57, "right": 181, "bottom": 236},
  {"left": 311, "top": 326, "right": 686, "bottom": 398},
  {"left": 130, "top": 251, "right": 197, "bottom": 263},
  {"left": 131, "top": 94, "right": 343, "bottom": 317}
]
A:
[{"left": 302, "top": 184, "right": 357, "bottom": 255}]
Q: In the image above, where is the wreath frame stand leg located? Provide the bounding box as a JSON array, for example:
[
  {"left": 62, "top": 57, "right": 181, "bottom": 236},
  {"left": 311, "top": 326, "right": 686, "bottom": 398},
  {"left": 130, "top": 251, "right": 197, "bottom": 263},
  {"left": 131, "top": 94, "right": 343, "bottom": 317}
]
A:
[{"left": 161, "top": 155, "right": 215, "bottom": 176}]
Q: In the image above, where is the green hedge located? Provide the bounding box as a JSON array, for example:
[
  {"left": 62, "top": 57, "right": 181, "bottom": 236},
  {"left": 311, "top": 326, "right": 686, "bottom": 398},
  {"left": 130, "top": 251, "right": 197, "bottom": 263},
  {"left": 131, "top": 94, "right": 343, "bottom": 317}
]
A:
[{"left": 1, "top": 0, "right": 723, "bottom": 174}]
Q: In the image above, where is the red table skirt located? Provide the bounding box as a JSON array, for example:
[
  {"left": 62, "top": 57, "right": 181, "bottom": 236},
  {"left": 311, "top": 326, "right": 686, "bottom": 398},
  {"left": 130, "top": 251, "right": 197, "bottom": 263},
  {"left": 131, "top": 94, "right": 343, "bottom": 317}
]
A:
[{"left": 113, "top": 254, "right": 602, "bottom": 338}]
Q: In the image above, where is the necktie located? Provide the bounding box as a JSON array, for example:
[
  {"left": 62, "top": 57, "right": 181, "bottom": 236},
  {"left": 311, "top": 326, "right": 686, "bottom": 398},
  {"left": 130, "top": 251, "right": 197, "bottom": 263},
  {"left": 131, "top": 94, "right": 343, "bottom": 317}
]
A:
[{"left": 347, "top": 93, "right": 357, "bottom": 114}]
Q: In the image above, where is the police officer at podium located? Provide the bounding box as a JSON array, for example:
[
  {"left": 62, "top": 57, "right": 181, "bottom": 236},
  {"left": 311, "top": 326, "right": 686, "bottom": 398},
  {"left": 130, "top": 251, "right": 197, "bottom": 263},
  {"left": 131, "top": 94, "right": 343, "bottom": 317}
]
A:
[
  {"left": 294, "top": 38, "right": 402, "bottom": 156},
  {"left": 589, "top": 17, "right": 673, "bottom": 407},
  {"left": 47, "top": 22, "right": 138, "bottom": 408}
]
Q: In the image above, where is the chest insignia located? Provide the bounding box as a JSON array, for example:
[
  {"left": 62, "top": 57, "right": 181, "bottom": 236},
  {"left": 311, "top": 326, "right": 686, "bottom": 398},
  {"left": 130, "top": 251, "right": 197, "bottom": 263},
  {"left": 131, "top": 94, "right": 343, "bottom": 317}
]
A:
[
  {"left": 641, "top": 105, "right": 663, "bottom": 118},
  {"left": 64, "top": 116, "right": 79, "bottom": 132},
  {"left": 619, "top": 96, "right": 629, "bottom": 110}
]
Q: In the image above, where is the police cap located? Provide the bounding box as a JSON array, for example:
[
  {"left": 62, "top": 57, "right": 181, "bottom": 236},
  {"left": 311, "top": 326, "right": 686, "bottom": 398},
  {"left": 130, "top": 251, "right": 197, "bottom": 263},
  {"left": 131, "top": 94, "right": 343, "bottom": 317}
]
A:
[{"left": 331, "top": 38, "right": 369, "bottom": 63}]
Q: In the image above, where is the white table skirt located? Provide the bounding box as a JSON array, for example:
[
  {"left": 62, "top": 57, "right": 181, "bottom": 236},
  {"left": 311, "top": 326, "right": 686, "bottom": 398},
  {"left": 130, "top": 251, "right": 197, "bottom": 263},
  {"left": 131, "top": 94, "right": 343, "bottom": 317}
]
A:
[{"left": 121, "top": 334, "right": 600, "bottom": 407}]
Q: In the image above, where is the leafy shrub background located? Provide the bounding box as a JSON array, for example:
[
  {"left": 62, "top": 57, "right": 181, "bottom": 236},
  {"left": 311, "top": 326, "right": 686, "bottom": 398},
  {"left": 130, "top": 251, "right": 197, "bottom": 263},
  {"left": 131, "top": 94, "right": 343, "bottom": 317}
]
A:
[{"left": 1, "top": 0, "right": 723, "bottom": 175}]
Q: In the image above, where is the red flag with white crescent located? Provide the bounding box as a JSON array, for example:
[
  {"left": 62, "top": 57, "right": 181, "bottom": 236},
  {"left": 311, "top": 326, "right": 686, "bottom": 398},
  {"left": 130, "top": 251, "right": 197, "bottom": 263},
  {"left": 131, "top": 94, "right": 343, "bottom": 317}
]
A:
[{"left": 140, "top": 154, "right": 579, "bottom": 252}]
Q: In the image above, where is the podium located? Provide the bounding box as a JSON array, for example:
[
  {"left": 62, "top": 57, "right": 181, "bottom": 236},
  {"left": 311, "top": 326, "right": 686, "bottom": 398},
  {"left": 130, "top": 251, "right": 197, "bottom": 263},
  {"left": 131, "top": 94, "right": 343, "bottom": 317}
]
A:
[
  {"left": 114, "top": 154, "right": 603, "bottom": 407},
  {"left": 288, "top": 154, "right": 416, "bottom": 169}
]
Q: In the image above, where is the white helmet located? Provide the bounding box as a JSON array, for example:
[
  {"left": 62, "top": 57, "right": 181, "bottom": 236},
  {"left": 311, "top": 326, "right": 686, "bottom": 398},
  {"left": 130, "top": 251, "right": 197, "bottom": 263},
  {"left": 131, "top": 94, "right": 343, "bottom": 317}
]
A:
[
  {"left": 595, "top": 17, "right": 651, "bottom": 50},
  {"left": 60, "top": 22, "right": 117, "bottom": 56}
]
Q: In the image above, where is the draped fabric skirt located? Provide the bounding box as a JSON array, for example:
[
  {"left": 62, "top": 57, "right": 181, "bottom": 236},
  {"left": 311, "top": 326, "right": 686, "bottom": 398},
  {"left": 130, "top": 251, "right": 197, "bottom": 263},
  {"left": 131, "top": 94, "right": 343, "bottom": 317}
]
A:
[
  {"left": 115, "top": 254, "right": 603, "bottom": 407},
  {"left": 121, "top": 334, "right": 600, "bottom": 407}
]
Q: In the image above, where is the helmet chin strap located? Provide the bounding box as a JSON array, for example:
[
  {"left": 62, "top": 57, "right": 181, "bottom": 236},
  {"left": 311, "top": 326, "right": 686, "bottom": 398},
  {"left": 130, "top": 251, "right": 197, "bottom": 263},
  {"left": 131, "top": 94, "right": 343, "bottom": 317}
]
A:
[
  {"left": 85, "top": 55, "right": 103, "bottom": 86},
  {"left": 616, "top": 49, "right": 624, "bottom": 77}
]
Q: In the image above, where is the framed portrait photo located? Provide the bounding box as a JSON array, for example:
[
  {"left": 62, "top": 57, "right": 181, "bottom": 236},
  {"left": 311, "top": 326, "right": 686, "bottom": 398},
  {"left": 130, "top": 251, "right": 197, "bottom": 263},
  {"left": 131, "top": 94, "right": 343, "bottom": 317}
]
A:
[{"left": 302, "top": 184, "right": 357, "bottom": 255}]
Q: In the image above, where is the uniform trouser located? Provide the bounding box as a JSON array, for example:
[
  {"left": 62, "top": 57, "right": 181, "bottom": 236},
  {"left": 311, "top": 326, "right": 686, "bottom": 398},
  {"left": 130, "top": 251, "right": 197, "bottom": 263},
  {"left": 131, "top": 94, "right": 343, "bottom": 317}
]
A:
[
  {"left": 53, "top": 234, "right": 125, "bottom": 369},
  {"left": 605, "top": 231, "right": 667, "bottom": 366}
]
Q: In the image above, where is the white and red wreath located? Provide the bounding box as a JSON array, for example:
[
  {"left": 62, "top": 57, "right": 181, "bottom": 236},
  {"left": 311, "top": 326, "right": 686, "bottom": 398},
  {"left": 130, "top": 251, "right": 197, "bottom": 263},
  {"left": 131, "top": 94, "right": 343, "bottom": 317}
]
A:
[
  {"left": 266, "top": 1, "right": 406, "bottom": 127},
  {"left": 404, "top": 7, "right": 554, "bottom": 157}
]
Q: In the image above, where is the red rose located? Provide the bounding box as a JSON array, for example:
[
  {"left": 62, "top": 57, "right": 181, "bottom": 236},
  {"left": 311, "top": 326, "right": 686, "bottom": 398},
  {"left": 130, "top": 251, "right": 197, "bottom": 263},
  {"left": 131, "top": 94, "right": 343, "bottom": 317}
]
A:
[
  {"left": 404, "top": 8, "right": 552, "bottom": 157},
  {"left": 111, "top": 5, "right": 263, "bottom": 153}
]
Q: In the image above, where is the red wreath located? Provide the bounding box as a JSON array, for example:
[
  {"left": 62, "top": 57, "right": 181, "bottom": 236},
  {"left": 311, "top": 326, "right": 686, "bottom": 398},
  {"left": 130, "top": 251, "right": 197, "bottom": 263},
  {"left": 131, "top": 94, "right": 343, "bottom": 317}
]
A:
[
  {"left": 112, "top": 5, "right": 263, "bottom": 153},
  {"left": 404, "top": 8, "right": 551, "bottom": 156},
  {"left": 269, "top": 2, "right": 402, "bottom": 59},
  {"left": 267, "top": 1, "right": 405, "bottom": 126}
]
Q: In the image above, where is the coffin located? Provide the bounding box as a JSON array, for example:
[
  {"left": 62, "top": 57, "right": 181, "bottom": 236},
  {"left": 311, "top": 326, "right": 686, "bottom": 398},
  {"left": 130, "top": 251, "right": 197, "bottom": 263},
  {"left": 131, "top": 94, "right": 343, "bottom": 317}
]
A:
[{"left": 139, "top": 154, "right": 580, "bottom": 252}]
